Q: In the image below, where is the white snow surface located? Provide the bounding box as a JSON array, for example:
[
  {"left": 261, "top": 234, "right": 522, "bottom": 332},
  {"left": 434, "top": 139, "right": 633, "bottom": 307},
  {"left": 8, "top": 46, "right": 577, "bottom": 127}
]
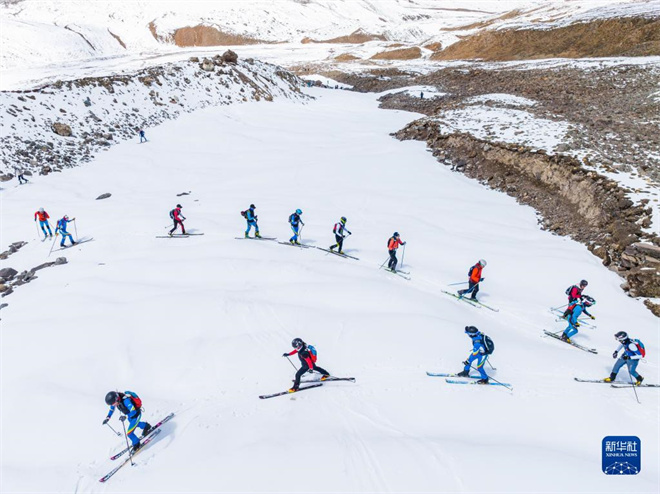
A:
[{"left": 1, "top": 88, "right": 658, "bottom": 493}]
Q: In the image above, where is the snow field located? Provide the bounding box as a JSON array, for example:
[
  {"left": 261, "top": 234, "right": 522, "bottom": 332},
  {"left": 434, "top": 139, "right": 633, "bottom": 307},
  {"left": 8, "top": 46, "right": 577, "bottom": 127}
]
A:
[{"left": 1, "top": 88, "right": 658, "bottom": 493}]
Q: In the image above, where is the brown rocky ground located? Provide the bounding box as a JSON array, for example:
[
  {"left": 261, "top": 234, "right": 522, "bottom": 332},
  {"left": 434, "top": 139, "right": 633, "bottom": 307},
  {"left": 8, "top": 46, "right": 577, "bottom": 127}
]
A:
[{"left": 370, "top": 47, "right": 422, "bottom": 61}]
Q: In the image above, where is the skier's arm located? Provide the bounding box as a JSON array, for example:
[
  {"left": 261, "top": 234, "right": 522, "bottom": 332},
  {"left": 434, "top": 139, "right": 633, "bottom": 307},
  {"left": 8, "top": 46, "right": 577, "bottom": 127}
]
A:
[
  {"left": 103, "top": 405, "right": 116, "bottom": 423},
  {"left": 283, "top": 349, "right": 298, "bottom": 357}
]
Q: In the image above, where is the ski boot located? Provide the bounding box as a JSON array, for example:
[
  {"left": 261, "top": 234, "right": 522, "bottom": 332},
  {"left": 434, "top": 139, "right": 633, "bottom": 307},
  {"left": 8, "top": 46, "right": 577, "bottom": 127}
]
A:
[
  {"left": 560, "top": 333, "right": 571, "bottom": 343},
  {"left": 476, "top": 378, "right": 489, "bottom": 385},
  {"left": 132, "top": 442, "right": 142, "bottom": 453},
  {"left": 255, "top": 232, "right": 261, "bottom": 238},
  {"left": 635, "top": 375, "right": 644, "bottom": 386},
  {"left": 329, "top": 244, "right": 336, "bottom": 250},
  {"left": 168, "top": 232, "right": 173, "bottom": 237},
  {"left": 245, "top": 232, "right": 249, "bottom": 238},
  {"left": 288, "top": 387, "right": 298, "bottom": 393},
  {"left": 457, "top": 290, "right": 464, "bottom": 298},
  {"left": 470, "top": 295, "right": 477, "bottom": 301},
  {"left": 603, "top": 373, "right": 617, "bottom": 383},
  {"left": 294, "top": 240, "right": 301, "bottom": 245},
  {"left": 457, "top": 370, "right": 470, "bottom": 377},
  {"left": 289, "top": 239, "right": 295, "bottom": 245},
  {"left": 338, "top": 250, "right": 344, "bottom": 255},
  {"left": 320, "top": 375, "right": 331, "bottom": 381},
  {"left": 142, "top": 423, "right": 153, "bottom": 437}
]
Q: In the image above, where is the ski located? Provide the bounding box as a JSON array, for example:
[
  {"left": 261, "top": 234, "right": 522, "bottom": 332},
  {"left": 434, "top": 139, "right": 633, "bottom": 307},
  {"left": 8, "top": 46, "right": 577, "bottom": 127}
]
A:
[
  {"left": 99, "top": 429, "right": 162, "bottom": 483},
  {"left": 235, "top": 236, "right": 277, "bottom": 241},
  {"left": 110, "top": 413, "right": 175, "bottom": 460},
  {"left": 315, "top": 247, "right": 359, "bottom": 260},
  {"left": 184, "top": 233, "right": 204, "bottom": 235},
  {"left": 543, "top": 330, "right": 597, "bottom": 354},
  {"left": 427, "top": 372, "right": 477, "bottom": 378},
  {"left": 259, "top": 383, "right": 323, "bottom": 399},
  {"left": 471, "top": 299, "right": 499, "bottom": 312},
  {"left": 299, "top": 376, "right": 356, "bottom": 383},
  {"left": 277, "top": 241, "right": 313, "bottom": 249},
  {"left": 156, "top": 235, "right": 189, "bottom": 238},
  {"left": 445, "top": 379, "right": 511, "bottom": 387},
  {"left": 554, "top": 317, "right": 595, "bottom": 328},
  {"left": 574, "top": 378, "right": 610, "bottom": 384},
  {"left": 51, "top": 237, "right": 94, "bottom": 252},
  {"left": 441, "top": 290, "right": 481, "bottom": 308},
  {"left": 383, "top": 268, "right": 411, "bottom": 280},
  {"left": 611, "top": 383, "right": 659, "bottom": 388}
]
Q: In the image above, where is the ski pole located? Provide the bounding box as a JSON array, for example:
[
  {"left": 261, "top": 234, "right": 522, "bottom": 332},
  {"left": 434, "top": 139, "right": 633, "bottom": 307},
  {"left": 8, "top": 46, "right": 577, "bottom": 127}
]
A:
[
  {"left": 627, "top": 364, "right": 641, "bottom": 404},
  {"left": 486, "top": 359, "right": 497, "bottom": 371},
  {"left": 400, "top": 244, "right": 406, "bottom": 270},
  {"left": 48, "top": 234, "right": 58, "bottom": 256},
  {"left": 379, "top": 256, "right": 389, "bottom": 270},
  {"left": 470, "top": 363, "right": 512, "bottom": 391},
  {"left": 73, "top": 220, "right": 78, "bottom": 241},
  {"left": 447, "top": 281, "right": 468, "bottom": 286},
  {"left": 35, "top": 220, "right": 40, "bottom": 237},
  {"left": 550, "top": 303, "right": 568, "bottom": 311},
  {"left": 105, "top": 422, "right": 121, "bottom": 437},
  {"left": 285, "top": 355, "right": 298, "bottom": 372},
  {"left": 121, "top": 417, "right": 135, "bottom": 466}
]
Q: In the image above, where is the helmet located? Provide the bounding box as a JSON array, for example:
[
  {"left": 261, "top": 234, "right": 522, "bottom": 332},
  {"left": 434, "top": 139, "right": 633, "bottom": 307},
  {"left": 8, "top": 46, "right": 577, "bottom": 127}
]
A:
[
  {"left": 63, "top": 215, "right": 69, "bottom": 220},
  {"left": 340, "top": 217, "right": 347, "bottom": 223},
  {"left": 580, "top": 279, "right": 588, "bottom": 287},
  {"left": 250, "top": 204, "right": 256, "bottom": 209},
  {"left": 39, "top": 207, "right": 44, "bottom": 213},
  {"left": 393, "top": 232, "right": 399, "bottom": 237},
  {"left": 614, "top": 331, "right": 628, "bottom": 342},
  {"left": 478, "top": 259, "right": 487, "bottom": 267},
  {"left": 465, "top": 326, "right": 480, "bottom": 337},
  {"left": 291, "top": 338, "right": 304, "bottom": 349},
  {"left": 296, "top": 209, "right": 302, "bottom": 215},
  {"left": 176, "top": 204, "right": 182, "bottom": 208},
  {"left": 105, "top": 391, "right": 119, "bottom": 406}
]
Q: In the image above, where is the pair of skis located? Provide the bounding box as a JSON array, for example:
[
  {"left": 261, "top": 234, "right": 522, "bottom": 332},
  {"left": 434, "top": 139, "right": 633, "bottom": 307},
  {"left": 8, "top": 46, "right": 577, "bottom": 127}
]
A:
[
  {"left": 440, "top": 290, "right": 499, "bottom": 312},
  {"left": 99, "top": 412, "right": 174, "bottom": 483},
  {"left": 157, "top": 233, "right": 205, "bottom": 238},
  {"left": 426, "top": 372, "right": 512, "bottom": 388},
  {"left": 51, "top": 237, "right": 94, "bottom": 252},
  {"left": 383, "top": 267, "right": 411, "bottom": 280},
  {"left": 574, "top": 377, "right": 658, "bottom": 388},
  {"left": 259, "top": 376, "right": 356, "bottom": 399},
  {"left": 542, "top": 330, "right": 597, "bottom": 354}
]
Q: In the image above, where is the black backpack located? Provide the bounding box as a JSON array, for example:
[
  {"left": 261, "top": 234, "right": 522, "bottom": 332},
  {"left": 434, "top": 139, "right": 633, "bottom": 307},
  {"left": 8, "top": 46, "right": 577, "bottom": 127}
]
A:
[
  {"left": 481, "top": 334, "right": 495, "bottom": 355},
  {"left": 565, "top": 285, "right": 577, "bottom": 296},
  {"left": 240, "top": 210, "right": 247, "bottom": 218},
  {"left": 169, "top": 209, "right": 175, "bottom": 219}
]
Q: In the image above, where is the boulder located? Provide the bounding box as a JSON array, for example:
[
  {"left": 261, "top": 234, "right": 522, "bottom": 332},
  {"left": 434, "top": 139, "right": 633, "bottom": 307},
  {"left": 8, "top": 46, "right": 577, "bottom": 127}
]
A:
[
  {"left": 201, "top": 59, "right": 215, "bottom": 72},
  {"left": 51, "top": 122, "right": 72, "bottom": 137},
  {"left": 0, "top": 268, "right": 18, "bottom": 281},
  {"left": 96, "top": 193, "right": 112, "bottom": 200},
  {"left": 221, "top": 50, "right": 238, "bottom": 64}
]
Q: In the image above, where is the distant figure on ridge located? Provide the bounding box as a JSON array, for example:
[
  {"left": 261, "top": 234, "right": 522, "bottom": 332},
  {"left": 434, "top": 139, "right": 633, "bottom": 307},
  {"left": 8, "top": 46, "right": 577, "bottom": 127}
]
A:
[{"left": 138, "top": 128, "right": 147, "bottom": 143}]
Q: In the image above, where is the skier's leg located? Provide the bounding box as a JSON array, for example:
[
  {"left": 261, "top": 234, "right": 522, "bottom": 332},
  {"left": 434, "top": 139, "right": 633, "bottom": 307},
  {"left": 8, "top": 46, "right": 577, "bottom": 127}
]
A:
[
  {"left": 126, "top": 416, "right": 140, "bottom": 446},
  {"left": 169, "top": 220, "right": 177, "bottom": 234},
  {"left": 313, "top": 364, "right": 330, "bottom": 377},
  {"left": 475, "top": 356, "right": 488, "bottom": 379},
  {"left": 626, "top": 360, "right": 640, "bottom": 380},
  {"left": 292, "top": 366, "right": 307, "bottom": 390},
  {"left": 179, "top": 220, "right": 186, "bottom": 235}
]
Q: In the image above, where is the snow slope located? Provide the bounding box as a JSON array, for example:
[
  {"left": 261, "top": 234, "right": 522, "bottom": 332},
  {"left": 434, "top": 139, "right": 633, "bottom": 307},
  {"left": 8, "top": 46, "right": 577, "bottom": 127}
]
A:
[{"left": 1, "top": 88, "right": 658, "bottom": 493}]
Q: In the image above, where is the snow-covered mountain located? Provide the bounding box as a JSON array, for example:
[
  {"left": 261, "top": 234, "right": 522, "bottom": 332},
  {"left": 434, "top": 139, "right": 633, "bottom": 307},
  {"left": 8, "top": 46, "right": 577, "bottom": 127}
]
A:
[
  {"left": 2, "top": 86, "right": 658, "bottom": 493},
  {"left": 2, "top": 0, "right": 655, "bottom": 75}
]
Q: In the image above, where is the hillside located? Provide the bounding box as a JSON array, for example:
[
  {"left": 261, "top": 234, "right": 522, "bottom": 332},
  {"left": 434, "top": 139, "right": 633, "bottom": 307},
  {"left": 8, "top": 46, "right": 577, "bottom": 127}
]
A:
[{"left": 1, "top": 86, "right": 658, "bottom": 493}]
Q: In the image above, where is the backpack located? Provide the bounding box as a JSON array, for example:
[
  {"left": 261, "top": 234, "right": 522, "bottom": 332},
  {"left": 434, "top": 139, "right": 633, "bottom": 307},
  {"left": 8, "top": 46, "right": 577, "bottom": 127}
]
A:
[
  {"left": 169, "top": 209, "right": 175, "bottom": 219},
  {"left": 481, "top": 335, "right": 495, "bottom": 355},
  {"left": 634, "top": 339, "right": 646, "bottom": 358},
  {"left": 240, "top": 210, "right": 247, "bottom": 218},
  {"left": 124, "top": 390, "right": 143, "bottom": 410},
  {"left": 308, "top": 344, "right": 318, "bottom": 363}
]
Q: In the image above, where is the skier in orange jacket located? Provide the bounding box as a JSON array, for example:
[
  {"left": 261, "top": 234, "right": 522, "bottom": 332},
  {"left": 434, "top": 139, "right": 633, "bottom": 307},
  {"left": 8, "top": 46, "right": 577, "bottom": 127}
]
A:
[
  {"left": 387, "top": 232, "right": 406, "bottom": 271},
  {"left": 458, "top": 259, "right": 487, "bottom": 300}
]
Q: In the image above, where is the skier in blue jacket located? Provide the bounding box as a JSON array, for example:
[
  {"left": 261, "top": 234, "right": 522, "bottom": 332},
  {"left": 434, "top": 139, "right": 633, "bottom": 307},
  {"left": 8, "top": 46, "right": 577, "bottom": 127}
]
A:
[
  {"left": 561, "top": 296, "right": 595, "bottom": 343},
  {"left": 604, "top": 331, "right": 644, "bottom": 385},
  {"left": 244, "top": 204, "right": 261, "bottom": 238},
  {"left": 55, "top": 215, "right": 76, "bottom": 247},
  {"left": 289, "top": 209, "right": 304, "bottom": 245},
  {"left": 457, "top": 326, "right": 490, "bottom": 384},
  {"left": 103, "top": 391, "right": 152, "bottom": 451}
]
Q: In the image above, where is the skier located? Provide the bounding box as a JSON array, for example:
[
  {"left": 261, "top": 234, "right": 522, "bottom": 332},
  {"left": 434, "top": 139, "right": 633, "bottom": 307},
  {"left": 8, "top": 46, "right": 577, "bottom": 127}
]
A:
[
  {"left": 103, "top": 391, "right": 152, "bottom": 452},
  {"left": 457, "top": 326, "right": 491, "bottom": 384},
  {"left": 15, "top": 166, "right": 28, "bottom": 184},
  {"left": 329, "top": 217, "right": 351, "bottom": 253},
  {"left": 34, "top": 208, "right": 52, "bottom": 238},
  {"left": 387, "top": 232, "right": 406, "bottom": 271},
  {"left": 55, "top": 215, "right": 76, "bottom": 247},
  {"left": 604, "top": 331, "right": 644, "bottom": 385},
  {"left": 288, "top": 209, "right": 304, "bottom": 245},
  {"left": 561, "top": 296, "right": 595, "bottom": 343},
  {"left": 244, "top": 204, "right": 261, "bottom": 238},
  {"left": 457, "top": 259, "right": 487, "bottom": 300},
  {"left": 138, "top": 129, "right": 147, "bottom": 143},
  {"left": 282, "top": 338, "right": 330, "bottom": 392},
  {"left": 168, "top": 204, "right": 186, "bottom": 236},
  {"left": 562, "top": 280, "right": 589, "bottom": 317}
]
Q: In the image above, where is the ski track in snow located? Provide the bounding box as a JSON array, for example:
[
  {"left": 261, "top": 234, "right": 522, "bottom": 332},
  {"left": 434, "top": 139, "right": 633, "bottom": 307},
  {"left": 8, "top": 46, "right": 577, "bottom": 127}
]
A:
[{"left": 1, "top": 87, "right": 659, "bottom": 492}]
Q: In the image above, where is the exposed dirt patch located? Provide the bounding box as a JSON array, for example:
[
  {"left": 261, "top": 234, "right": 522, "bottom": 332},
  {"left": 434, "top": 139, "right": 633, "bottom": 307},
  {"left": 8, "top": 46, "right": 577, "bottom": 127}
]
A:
[
  {"left": 440, "top": 8, "right": 524, "bottom": 32},
  {"left": 172, "top": 25, "right": 263, "bottom": 46},
  {"left": 423, "top": 42, "right": 443, "bottom": 52},
  {"left": 302, "top": 29, "right": 386, "bottom": 44},
  {"left": 108, "top": 29, "right": 126, "bottom": 49},
  {"left": 370, "top": 47, "right": 422, "bottom": 60},
  {"left": 432, "top": 17, "right": 660, "bottom": 60},
  {"left": 394, "top": 121, "right": 659, "bottom": 309},
  {"left": 334, "top": 53, "right": 361, "bottom": 62}
]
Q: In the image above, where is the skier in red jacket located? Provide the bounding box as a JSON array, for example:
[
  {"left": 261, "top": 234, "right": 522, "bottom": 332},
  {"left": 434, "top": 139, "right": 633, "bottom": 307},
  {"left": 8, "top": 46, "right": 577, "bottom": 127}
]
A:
[
  {"left": 283, "top": 338, "right": 330, "bottom": 392},
  {"left": 168, "top": 204, "right": 186, "bottom": 236}
]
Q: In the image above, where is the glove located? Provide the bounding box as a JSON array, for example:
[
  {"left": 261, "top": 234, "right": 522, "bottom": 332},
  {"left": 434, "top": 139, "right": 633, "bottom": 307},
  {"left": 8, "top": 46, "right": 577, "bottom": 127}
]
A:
[
  {"left": 590, "top": 315, "right": 596, "bottom": 320},
  {"left": 307, "top": 369, "right": 314, "bottom": 374},
  {"left": 622, "top": 354, "right": 630, "bottom": 361},
  {"left": 119, "top": 415, "right": 126, "bottom": 422},
  {"left": 612, "top": 351, "right": 618, "bottom": 359},
  {"left": 480, "top": 278, "right": 485, "bottom": 282},
  {"left": 103, "top": 417, "right": 110, "bottom": 425},
  {"left": 282, "top": 353, "right": 288, "bottom": 357},
  {"left": 463, "top": 360, "right": 469, "bottom": 366}
]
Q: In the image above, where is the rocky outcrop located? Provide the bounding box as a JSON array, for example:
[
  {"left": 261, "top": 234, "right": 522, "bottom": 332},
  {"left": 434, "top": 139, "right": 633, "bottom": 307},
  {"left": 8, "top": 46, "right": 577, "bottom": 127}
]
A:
[
  {"left": 394, "top": 121, "right": 659, "bottom": 311},
  {"left": 370, "top": 47, "right": 422, "bottom": 60},
  {"left": 0, "top": 241, "right": 27, "bottom": 260},
  {"left": 172, "top": 25, "right": 262, "bottom": 46},
  {"left": 1, "top": 56, "right": 307, "bottom": 176},
  {"left": 301, "top": 29, "right": 386, "bottom": 44},
  {"left": 1, "top": 258, "right": 67, "bottom": 298},
  {"left": 96, "top": 193, "right": 111, "bottom": 200}
]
